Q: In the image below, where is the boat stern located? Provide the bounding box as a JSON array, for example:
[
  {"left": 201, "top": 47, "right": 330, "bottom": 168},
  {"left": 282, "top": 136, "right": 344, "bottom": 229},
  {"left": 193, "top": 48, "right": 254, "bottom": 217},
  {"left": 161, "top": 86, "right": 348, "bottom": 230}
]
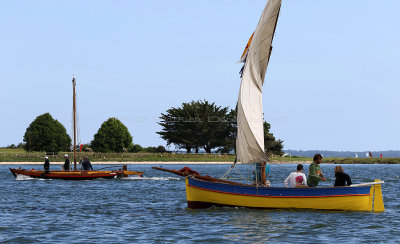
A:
[{"left": 372, "top": 179, "right": 385, "bottom": 212}]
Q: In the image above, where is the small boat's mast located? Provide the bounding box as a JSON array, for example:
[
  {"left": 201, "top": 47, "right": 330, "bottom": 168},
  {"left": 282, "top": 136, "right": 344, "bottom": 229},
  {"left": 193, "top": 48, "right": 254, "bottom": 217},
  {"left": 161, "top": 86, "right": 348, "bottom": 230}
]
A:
[{"left": 72, "top": 75, "right": 77, "bottom": 170}]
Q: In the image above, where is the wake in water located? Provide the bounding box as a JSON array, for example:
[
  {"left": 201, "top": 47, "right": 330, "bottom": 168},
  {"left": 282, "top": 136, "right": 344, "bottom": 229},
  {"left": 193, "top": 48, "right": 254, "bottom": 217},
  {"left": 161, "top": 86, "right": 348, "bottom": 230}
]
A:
[
  {"left": 15, "top": 174, "right": 34, "bottom": 180},
  {"left": 15, "top": 174, "right": 50, "bottom": 181}
]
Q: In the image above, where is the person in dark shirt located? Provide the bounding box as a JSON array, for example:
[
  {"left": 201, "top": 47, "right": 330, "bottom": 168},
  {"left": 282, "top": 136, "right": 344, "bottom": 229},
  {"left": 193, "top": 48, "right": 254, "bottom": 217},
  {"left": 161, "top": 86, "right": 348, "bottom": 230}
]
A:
[
  {"left": 334, "top": 166, "right": 352, "bottom": 186},
  {"left": 82, "top": 156, "right": 93, "bottom": 171},
  {"left": 63, "top": 154, "right": 70, "bottom": 171},
  {"left": 43, "top": 156, "right": 50, "bottom": 174}
]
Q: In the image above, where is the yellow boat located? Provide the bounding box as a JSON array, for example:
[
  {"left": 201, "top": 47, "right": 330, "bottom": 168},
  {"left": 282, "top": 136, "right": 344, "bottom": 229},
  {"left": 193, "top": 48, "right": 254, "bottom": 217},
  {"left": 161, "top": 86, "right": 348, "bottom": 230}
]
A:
[
  {"left": 185, "top": 177, "right": 384, "bottom": 212},
  {"left": 153, "top": 0, "right": 385, "bottom": 212},
  {"left": 153, "top": 167, "right": 384, "bottom": 212}
]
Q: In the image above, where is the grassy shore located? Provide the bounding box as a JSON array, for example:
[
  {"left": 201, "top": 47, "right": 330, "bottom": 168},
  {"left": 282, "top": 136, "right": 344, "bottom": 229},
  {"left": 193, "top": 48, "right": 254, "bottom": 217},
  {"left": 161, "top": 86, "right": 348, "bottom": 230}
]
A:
[
  {"left": 1, "top": 148, "right": 399, "bottom": 164},
  {"left": 0, "top": 148, "right": 400, "bottom": 164},
  {"left": 322, "top": 157, "right": 400, "bottom": 164},
  {"left": 0, "top": 149, "right": 236, "bottom": 162},
  {"left": 0, "top": 148, "right": 306, "bottom": 163}
]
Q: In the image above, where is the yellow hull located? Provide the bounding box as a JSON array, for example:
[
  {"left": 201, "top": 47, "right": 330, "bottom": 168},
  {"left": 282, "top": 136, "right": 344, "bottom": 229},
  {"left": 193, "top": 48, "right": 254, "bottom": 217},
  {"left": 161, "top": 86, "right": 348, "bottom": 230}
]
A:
[{"left": 185, "top": 178, "right": 384, "bottom": 212}]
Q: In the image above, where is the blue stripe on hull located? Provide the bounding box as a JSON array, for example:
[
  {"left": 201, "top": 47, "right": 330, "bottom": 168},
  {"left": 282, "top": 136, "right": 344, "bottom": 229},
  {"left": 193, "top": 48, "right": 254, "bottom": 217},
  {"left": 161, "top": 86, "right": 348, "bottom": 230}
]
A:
[{"left": 187, "top": 177, "right": 370, "bottom": 197}]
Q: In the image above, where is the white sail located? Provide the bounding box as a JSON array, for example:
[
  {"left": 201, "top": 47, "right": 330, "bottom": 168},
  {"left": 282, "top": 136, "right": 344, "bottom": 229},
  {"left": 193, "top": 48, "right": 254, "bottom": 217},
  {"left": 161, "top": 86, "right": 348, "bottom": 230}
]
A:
[{"left": 236, "top": 0, "right": 282, "bottom": 164}]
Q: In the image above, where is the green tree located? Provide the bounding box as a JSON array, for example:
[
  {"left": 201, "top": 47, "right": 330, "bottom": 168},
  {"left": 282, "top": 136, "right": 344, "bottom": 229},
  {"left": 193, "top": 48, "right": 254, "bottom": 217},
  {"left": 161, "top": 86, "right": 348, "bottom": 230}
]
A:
[
  {"left": 91, "top": 118, "right": 133, "bottom": 152},
  {"left": 158, "top": 100, "right": 232, "bottom": 153},
  {"left": 129, "top": 144, "right": 143, "bottom": 153},
  {"left": 7, "top": 144, "right": 16, "bottom": 148},
  {"left": 144, "top": 145, "right": 166, "bottom": 153},
  {"left": 216, "top": 108, "right": 283, "bottom": 155},
  {"left": 217, "top": 108, "right": 237, "bottom": 153},
  {"left": 156, "top": 145, "right": 166, "bottom": 153},
  {"left": 157, "top": 102, "right": 198, "bottom": 153},
  {"left": 23, "top": 113, "right": 71, "bottom": 152},
  {"left": 263, "top": 121, "right": 284, "bottom": 156}
]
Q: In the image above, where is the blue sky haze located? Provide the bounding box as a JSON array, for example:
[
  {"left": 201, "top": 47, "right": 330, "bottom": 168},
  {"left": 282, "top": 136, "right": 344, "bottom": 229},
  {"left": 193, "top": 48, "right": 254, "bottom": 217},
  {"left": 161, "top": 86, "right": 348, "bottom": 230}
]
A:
[{"left": 1, "top": 0, "right": 399, "bottom": 151}]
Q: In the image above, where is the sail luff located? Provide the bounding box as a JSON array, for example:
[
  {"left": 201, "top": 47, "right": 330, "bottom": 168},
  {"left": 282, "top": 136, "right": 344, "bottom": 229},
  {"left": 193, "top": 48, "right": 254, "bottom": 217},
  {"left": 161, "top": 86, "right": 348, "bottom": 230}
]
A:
[
  {"left": 236, "top": 0, "right": 282, "bottom": 164},
  {"left": 265, "top": 7, "right": 281, "bottom": 72}
]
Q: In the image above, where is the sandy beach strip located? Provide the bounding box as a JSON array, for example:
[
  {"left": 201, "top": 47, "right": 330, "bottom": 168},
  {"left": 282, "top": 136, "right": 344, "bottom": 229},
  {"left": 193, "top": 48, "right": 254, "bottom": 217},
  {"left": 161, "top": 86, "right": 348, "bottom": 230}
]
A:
[{"left": 2, "top": 161, "right": 310, "bottom": 165}]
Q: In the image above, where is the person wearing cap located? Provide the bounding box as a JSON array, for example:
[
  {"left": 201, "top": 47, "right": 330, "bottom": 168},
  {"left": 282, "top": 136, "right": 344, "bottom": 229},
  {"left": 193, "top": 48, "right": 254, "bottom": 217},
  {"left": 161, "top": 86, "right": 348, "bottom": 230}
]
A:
[
  {"left": 44, "top": 156, "right": 50, "bottom": 174},
  {"left": 63, "top": 154, "right": 70, "bottom": 171},
  {"left": 307, "top": 153, "right": 326, "bottom": 187}
]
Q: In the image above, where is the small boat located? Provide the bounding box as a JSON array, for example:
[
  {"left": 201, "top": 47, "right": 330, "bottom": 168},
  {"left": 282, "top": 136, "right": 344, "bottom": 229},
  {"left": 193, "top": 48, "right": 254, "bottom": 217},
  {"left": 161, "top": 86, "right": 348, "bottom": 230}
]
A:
[
  {"left": 153, "top": 167, "right": 384, "bottom": 211},
  {"left": 10, "top": 76, "right": 144, "bottom": 180},
  {"left": 153, "top": 0, "right": 385, "bottom": 212},
  {"left": 10, "top": 166, "right": 143, "bottom": 180}
]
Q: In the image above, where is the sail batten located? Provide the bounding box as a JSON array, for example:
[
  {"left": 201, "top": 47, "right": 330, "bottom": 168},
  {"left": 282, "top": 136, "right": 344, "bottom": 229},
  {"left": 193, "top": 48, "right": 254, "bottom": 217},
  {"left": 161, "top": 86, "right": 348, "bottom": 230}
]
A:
[{"left": 236, "top": 0, "right": 282, "bottom": 164}]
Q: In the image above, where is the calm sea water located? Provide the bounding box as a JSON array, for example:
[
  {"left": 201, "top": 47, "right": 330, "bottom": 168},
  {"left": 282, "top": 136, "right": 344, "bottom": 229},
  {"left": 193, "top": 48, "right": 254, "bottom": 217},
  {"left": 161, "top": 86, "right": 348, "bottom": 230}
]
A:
[{"left": 1, "top": 163, "right": 399, "bottom": 243}]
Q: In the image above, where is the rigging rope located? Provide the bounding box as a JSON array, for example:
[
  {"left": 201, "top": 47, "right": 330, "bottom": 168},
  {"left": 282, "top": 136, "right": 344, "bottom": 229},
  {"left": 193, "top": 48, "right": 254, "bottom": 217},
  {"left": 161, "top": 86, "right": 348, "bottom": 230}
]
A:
[
  {"left": 220, "top": 157, "right": 247, "bottom": 184},
  {"left": 220, "top": 157, "right": 294, "bottom": 186}
]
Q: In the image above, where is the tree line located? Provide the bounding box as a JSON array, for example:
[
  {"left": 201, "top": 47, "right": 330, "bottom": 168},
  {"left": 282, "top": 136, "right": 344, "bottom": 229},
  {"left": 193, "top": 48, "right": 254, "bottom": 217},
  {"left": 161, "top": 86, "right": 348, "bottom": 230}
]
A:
[
  {"left": 157, "top": 100, "right": 283, "bottom": 156},
  {"left": 22, "top": 113, "right": 164, "bottom": 153},
  {"left": 20, "top": 100, "right": 284, "bottom": 155}
]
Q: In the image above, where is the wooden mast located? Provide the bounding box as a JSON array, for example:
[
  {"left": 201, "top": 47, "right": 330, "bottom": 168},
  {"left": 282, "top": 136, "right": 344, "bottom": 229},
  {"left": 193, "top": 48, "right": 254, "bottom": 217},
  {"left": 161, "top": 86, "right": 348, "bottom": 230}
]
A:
[
  {"left": 260, "top": 162, "right": 266, "bottom": 185},
  {"left": 72, "top": 75, "right": 77, "bottom": 170}
]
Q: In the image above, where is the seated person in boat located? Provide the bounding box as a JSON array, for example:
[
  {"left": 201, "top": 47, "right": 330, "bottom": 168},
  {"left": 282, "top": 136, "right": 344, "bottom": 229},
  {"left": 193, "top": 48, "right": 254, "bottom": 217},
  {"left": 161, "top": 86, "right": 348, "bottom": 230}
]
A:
[
  {"left": 253, "top": 162, "right": 270, "bottom": 186},
  {"left": 81, "top": 156, "right": 93, "bottom": 171},
  {"left": 334, "top": 166, "right": 352, "bottom": 186},
  {"left": 44, "top": 156, "right": 50, "bottom": 174},
  {"left": 63, "top": 154, "right": 70, "bottom": 171},
  {"left": 306, "top": 154, "right": 326, "bottom": 187},
  {"left": 284, "top": 164, "right": 307, "bottom": 187}
]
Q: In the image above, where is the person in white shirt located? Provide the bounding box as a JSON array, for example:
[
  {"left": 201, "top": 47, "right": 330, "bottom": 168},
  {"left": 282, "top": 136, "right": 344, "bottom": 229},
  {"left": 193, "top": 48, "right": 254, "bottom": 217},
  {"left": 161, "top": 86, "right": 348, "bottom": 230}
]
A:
[{"left": 284, "top": 164, "right": 308, "bottom": 187}]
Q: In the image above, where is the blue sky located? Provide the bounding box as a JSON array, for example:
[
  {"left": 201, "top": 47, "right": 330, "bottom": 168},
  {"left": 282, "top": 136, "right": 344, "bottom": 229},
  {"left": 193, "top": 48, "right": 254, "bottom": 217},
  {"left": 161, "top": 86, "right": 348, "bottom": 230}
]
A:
[{"left": 1, "top": 0, "right": 399, "bottom": 151}]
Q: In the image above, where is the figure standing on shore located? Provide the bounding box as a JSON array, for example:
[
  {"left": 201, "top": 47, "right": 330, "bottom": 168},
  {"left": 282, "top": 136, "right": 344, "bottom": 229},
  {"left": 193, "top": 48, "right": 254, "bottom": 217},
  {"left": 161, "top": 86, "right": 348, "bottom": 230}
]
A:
[{"left": 307, "top": 154, "right": 326, "bottom": 187}]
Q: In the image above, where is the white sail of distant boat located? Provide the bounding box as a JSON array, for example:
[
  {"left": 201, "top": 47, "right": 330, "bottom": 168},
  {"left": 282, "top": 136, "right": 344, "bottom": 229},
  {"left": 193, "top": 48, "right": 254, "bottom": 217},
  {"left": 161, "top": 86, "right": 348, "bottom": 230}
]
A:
[
  {"left": 355, "top": 153, "right": 359, "bottom": 158},
  {"left": 236, "top": 0, "right": 281, "bottom": 164}
]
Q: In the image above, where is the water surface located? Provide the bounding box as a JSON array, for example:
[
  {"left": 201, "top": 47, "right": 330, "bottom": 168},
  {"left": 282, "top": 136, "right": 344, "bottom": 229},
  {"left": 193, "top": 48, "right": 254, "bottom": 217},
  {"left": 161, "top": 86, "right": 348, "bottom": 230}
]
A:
[{"left": 1, "top": 164, "right": 399, "bottom": 243}]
